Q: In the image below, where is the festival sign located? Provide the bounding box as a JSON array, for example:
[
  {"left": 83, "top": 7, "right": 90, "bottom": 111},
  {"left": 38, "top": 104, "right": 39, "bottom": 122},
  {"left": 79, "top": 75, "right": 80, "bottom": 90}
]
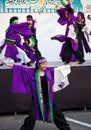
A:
[{"left": 1, "top": 0, "right": 90, "bottom": 13}]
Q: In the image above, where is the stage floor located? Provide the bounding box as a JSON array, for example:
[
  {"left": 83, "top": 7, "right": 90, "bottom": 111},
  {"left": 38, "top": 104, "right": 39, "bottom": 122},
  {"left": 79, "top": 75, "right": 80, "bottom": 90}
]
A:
[
  {"left": 0, "top": 111, "right": 91, "bottom": 130},
  {"left": 0, "top": 60, "right": 91, "bottom": 70}
]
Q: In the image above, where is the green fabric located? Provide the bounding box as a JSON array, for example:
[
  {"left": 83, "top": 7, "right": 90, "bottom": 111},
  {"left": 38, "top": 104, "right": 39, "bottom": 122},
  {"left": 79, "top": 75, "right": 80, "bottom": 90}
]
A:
[
  {"left": 48, "top": 95, "right": 54, "bottom": 123},
  {"left": 29, "top": 36, "right": 36, "bottom": 48},
  {"left": 5, "top": 38, "right": 15, "bottom": 42},
  {"left": 35, "top": 70, "right": 54, "bottom": 123},
  {"left": 76, "top": 24, "right": 78, "bottom": 34},
  {"left": 11, "top": 19, "right": 18, "bottom": 24},
  {"left": 35, "top": 70, "right": 45, "bottom": 122},
  {"left": 60, "top": 0, "right": 67, "bottom": 7}
]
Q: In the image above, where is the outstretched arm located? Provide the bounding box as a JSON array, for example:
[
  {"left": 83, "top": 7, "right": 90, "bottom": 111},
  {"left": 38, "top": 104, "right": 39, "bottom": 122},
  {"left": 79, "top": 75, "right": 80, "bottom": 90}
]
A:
[
  {"left": 1, "top": 61, "right": 13, "bottom": 67},
  {"left": 53, "top": 61, "right": 78, "bottom": 92},
  {"left": 53, "top": 64, "right": 71, "bottom": 92},
  {"left": 56, "top": 0, "right": 72, "bottom": 25}
]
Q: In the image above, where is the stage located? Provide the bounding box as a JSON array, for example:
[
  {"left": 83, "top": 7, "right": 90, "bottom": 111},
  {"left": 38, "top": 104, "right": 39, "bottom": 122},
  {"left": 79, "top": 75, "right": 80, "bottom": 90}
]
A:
[{"left": 0, "top": 61, "right": 91, "bottom": 113}]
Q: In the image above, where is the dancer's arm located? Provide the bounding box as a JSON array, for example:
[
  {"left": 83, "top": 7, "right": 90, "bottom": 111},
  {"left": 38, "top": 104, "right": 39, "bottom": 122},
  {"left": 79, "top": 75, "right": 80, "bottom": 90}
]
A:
[{"left": 1, "top": 61, "right": 13, "bottom": 67}]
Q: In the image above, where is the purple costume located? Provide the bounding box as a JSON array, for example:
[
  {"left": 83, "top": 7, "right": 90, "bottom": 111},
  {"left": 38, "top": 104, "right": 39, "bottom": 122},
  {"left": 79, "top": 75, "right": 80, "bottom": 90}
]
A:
[
  {"left": 76, "top": 22, "right": 91, "bottom": 55},
  {"left": 11, "top": 65, "right": 54, "bottom": 122},
  {"left": 56, "top": 4, "right": 78, "bottom": 61},
  {"left": 22, "top": 21, "right": 36, "bottom": 63},
  {"left": 1, "top": 23, "right": 33, "bottom": 62},
  {"left": 59, "top": 14, "right": 91, "bottom": 61},
  {"left": 52, "top": 4, "right": 85, "bottom": 63},
  {"left": 10, "top": 60, "right": 71, "bottom": 130}
]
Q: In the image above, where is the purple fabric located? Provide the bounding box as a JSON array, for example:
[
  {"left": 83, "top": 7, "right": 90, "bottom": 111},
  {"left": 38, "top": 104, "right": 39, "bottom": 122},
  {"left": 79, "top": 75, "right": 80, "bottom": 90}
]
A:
[
  {"left": 5, "top": 44, "right": 19, "bottom": 62},
  {"left": 11, "top": 65, "right": 31, "bottom": 94},
  {"left": 56, "top": 4, "right": 90, "bottom": 61},
  {"left": 11, "top": 65, "right": 54, "bottom": 121},
  {"left": 36, "top": 57, "right": 47, "bottom": 65},
  {"left": 23, "top": 42, "right": 36, "bottom": 62},
  {"left": 54, "top": 35, "right": 66, "bottom": 42},
  {"left": 21, "top": 22, "right": 36, "bottom": 41},
  {"left": 3, "top": 22, "right": 34, "bottom": 61},
  {"left": 0, "top": 43, "right": 6, "bottom": 50},
  {"left": 58, "top": 8, "right": 90, "bottom": 59},
  {"left": 4, "top": 25, "right": 21, "bottom": 61},
  {"left": 17, "top": 24, "right": 34, "bottom": 39},
  {"left": 59, "top": 23, "right": 91, "bottom": 62},
  {"left": 70, "top": 13, "right": 78, "bottom": 23},
  {"left": 57, "top": 4, "right": 77, "bottom": 25},
  {"left": 21, "top": 22, "right": 37, "bottom": 62},
  {"left": 59, "top": 82, "right": 64, "bottom": 88},
  {"left": 8, "top": 22, "right": 33, "bottom": 50},
  {"left": 57, "top": 7, "right": 67, "bottom": 25},
  {"left": 57, "top": 4, "right": 71, "bottom": 25},
  {"left": 71, "top": 39, "right": 78, "bottom": 51},
  {"left": 56, "top": 4, "right": 78, "bottom": 51},
  {"left": 55, "top": 23, "right": 78, "bottom": 52},
  {"left": 5, "top": 23, "right": 27, "bottom": 42},
  {"left": 55, "top": 4, "right": 78, "bottom": 62}
]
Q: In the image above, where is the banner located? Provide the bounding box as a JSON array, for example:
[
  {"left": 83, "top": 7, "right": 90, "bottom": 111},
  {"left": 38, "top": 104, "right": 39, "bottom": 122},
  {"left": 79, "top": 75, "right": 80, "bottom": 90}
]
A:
[{"left": 0, "top": 0, "right": 91, "bottom": 13}]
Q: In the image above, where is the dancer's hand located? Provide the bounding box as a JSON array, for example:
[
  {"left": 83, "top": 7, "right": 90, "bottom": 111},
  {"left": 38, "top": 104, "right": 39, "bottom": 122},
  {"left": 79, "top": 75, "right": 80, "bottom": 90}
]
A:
[
  {"left": 74, "top": 39, "right": 78, "bottom": 43},
  {"left": 87, "top": 15, "right": 91, "bottom": 20},
  {"left": 1, "top": 61, "right": 13, "bottom": 67},
  {"left": 1, "top": 61, "right": 7, "bottom": 66}
]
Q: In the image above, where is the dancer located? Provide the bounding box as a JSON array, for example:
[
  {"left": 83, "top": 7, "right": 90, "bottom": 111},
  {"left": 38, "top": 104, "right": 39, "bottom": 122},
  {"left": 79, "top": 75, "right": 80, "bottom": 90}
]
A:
[
  {"left": 0, "top": 16, "right": 32, "bottom": 66},
  {"left": 57, "top": 12, "right": 91, "bottom": 62},
  {"left": 23, "top": 15, "right": 42, "bottom": 63},
  {"left": 51, "top": 1, "right": 85, "bottom": 64},
  {"left": 75, "top": 12, "right": 91, "bottom": 59},
  {"left": 57, "top": 11, "right": 91, "bottom": 61},
  {"left": 3, "top": 57, "right": 75, "bottom": 130}
]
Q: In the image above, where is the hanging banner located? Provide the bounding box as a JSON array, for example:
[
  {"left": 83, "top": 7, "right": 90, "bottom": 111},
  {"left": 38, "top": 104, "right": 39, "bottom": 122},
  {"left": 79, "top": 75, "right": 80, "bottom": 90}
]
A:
[{"left": 2, "top": 0, "right": 91, "bottom": 13}]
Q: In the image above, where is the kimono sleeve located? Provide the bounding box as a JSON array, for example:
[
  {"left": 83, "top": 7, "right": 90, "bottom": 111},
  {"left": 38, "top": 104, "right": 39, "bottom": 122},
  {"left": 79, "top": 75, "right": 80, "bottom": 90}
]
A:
[
  {"left": 57, "top": 7, "right": 67, "bottom": 25},
  {"left": 53, "top": 65, "right": 71, "bottom": 92},
  {"left": 54, "top": 35, "right": 66, "bottom": 42},
  {"left": 11, "top": 65, "right": 31, "bottom": 94},
  {"left": 82, "top": 25, "right": 90, "bottom": 34},
  {"left": 11, "top": 22, "right": 27, "bottom": 31},
  {"left": 11, "top": 22, "right": 33, "bottom": 37},
  {"left": 68, "top": 24, "right": 76, "bottom": 40},
  {"left": 57, "top": 4, "right": 71, "bottom": 25}
]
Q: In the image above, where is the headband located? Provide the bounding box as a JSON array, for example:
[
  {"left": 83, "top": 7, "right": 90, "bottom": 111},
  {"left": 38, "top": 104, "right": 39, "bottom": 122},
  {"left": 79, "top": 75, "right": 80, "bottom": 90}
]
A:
[
  {"left": 11, "top": 19, "right": 18, "bottom": 24},
  {"left": 37, "top": 58, "right": 47, "bottom": 65}
]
